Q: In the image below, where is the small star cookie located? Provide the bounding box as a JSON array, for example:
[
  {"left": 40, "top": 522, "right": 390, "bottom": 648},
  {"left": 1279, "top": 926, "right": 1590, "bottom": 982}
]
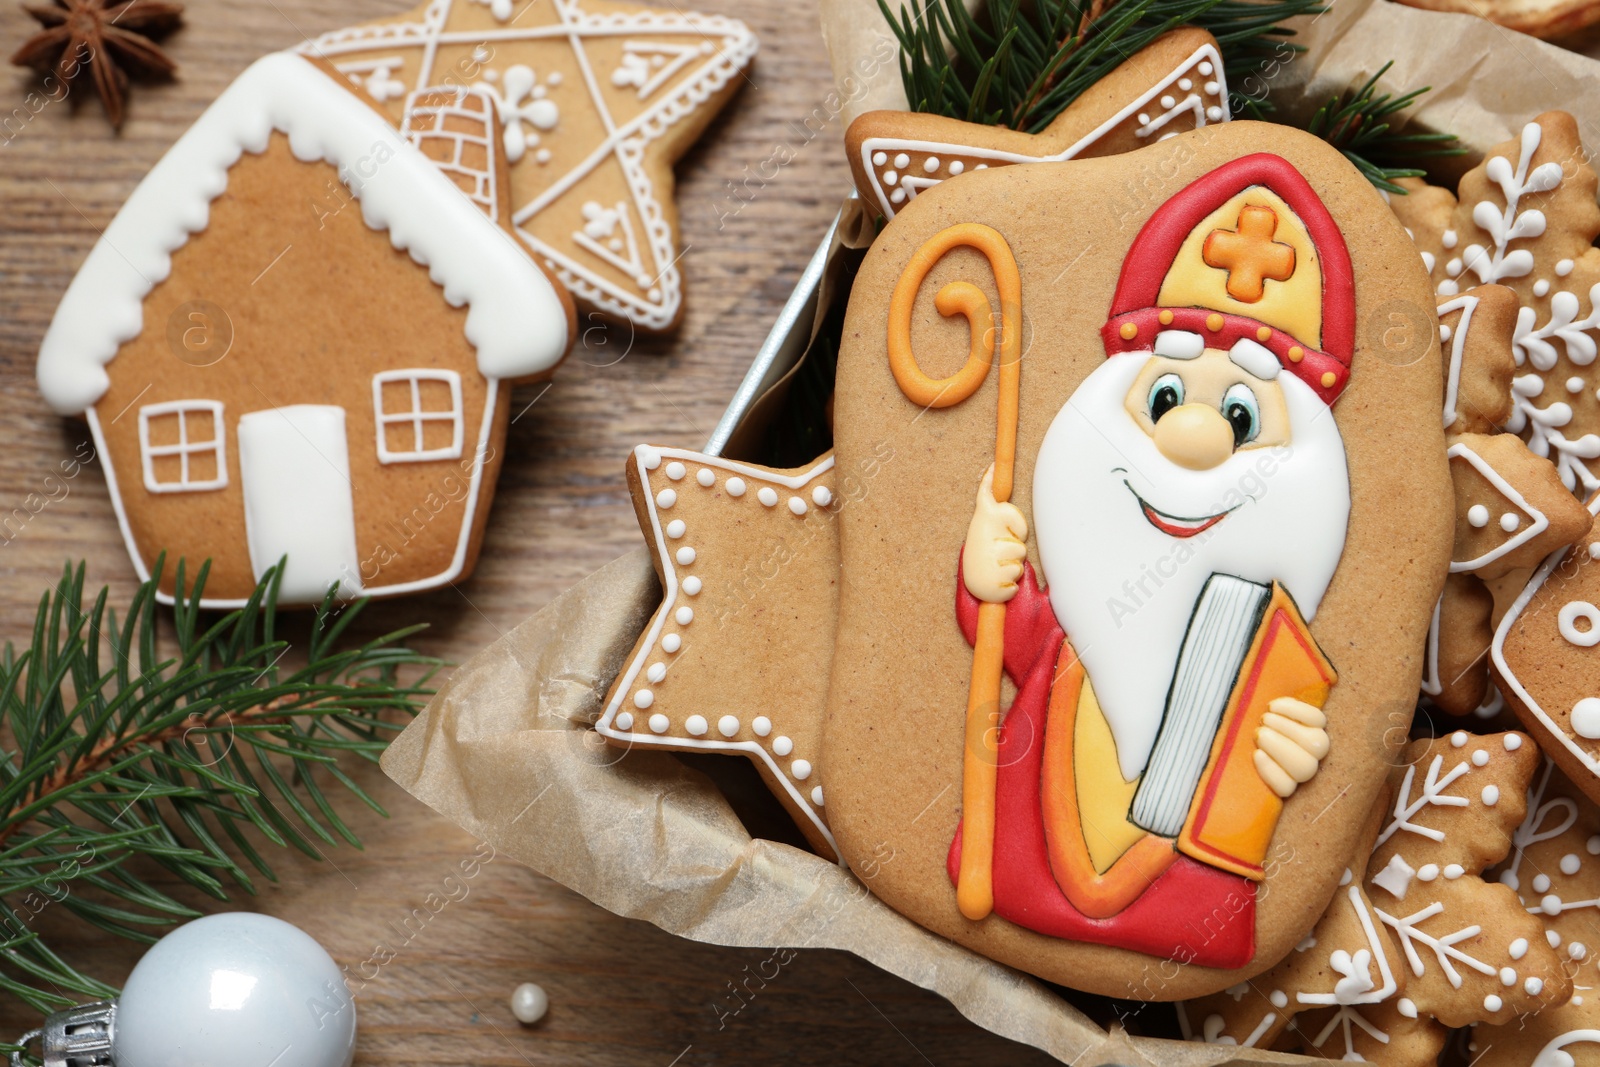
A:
[{"left": 845, "top": 27, "right": 1229, "bottom": 220}]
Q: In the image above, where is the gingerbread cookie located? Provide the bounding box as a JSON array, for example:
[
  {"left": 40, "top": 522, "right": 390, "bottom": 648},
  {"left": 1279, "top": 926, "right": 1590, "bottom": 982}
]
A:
[
  {"left": 845, "top": 28, "right": 1229, "bottom": 220},
  {"left": 1494, "top": 494, "right": 1600, "bottom": 806},
  {"left": 304, "top": 0, "right": 757, "bottom": 332},
  {"left": 1393, "top": 0, "right": 1600, "bottom": 39},
  {"left": 34, "top": 53, "right": 574, "bottom": 607}
]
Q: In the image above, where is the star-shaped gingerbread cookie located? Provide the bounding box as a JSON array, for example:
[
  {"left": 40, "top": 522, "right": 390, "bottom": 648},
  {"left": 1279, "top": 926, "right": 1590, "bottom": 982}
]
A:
[
  {"left": 304, "top": 0, "right": 757, "bottom": 331},
  {"left": 845, "top": 27, "right": 1229, "bottom": 220}
]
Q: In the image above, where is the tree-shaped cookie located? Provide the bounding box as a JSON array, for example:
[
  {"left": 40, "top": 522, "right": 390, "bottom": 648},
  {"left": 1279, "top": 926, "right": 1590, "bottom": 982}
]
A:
[
  {"left": 1393, "top": 112, "right": 1600, "bottom": 497},
  {"left": 1363, "top": 731, "right": 1571, "bottom": 1027},
  {"left": 1494, "top": 495, "right": 1600, "bottom": 806}
]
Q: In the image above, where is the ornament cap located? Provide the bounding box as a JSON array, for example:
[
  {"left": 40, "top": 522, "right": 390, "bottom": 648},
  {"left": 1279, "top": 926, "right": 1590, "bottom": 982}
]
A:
[{"left": 11, "top": 999, "right": 116, "bottom": 1067}]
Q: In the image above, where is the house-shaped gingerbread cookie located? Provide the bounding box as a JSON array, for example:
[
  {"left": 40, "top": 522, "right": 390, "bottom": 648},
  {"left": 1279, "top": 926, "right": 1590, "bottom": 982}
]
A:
[{"left": 36, "top": 52, "right": 575, "bottom": 607}]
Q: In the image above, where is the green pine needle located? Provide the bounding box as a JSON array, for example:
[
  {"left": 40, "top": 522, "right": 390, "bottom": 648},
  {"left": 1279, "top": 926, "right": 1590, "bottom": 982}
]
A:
[
  {"left": 880, "top": 0, "right": 1325, "bottom": 134},
  {"left": 1307, "top": 61, "right": 1465, "bottom": 194},
  {"left": 0, "top": 558, "right": 437, "bottom": 1042}
]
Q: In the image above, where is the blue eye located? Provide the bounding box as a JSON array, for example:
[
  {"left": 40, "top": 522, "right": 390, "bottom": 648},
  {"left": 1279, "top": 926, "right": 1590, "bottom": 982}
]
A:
[
  {"left": 1148, "top": 373, "right": 1184, "bottom": 422},
  {"left": 1223, "top": 383, "right": 1260, "bottom": 447}
]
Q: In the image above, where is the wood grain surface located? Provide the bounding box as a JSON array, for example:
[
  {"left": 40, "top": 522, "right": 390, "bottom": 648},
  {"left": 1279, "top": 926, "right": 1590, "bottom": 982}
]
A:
[{"left": 0, "top": 0, "right": 1066, "bottom": 1062}]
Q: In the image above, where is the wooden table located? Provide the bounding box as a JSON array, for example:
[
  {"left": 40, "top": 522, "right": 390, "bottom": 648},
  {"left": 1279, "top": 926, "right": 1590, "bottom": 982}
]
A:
[{"left": 0, "top": 0, "right": 1063, "bottom": 1061}]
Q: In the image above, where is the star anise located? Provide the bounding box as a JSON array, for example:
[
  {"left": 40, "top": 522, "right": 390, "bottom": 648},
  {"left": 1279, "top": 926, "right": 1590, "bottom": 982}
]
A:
[{"left": 11, "top": 0, "right": 184, "bottom": 130}]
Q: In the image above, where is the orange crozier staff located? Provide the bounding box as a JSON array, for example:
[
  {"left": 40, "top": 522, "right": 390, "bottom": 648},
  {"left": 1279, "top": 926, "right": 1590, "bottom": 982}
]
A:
[{"left": 886, "top": 223, "right": 1022, "bottom": 922}]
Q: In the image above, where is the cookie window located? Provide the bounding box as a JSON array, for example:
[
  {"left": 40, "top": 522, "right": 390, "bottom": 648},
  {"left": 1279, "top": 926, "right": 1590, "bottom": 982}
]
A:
[
  {"left": 372, "top": 369, "right": 464, "bottom": 464},
  {"left": 137, "top": 400, "right": 229, "bottom": 494}
]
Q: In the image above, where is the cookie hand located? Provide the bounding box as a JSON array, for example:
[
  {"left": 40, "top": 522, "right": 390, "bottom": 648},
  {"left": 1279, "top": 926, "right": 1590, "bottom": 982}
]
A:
[
  {"left": 962, "top": 464, "right": 1028, "bottom": 604},
  {"left": 1253, "top": 697, "right": 1330, "bottom": 799}
]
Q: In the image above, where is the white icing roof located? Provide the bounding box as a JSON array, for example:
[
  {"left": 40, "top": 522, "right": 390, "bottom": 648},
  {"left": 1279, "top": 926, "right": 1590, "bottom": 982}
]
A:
[{"left": 37, "top": 52, "right": 569, "bottom": 416}]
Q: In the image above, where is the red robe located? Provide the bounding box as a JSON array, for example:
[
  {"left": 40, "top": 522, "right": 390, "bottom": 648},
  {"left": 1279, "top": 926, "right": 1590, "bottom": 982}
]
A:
[{"left": 948, "top": 557, "right": 1256, "bottom": 969}]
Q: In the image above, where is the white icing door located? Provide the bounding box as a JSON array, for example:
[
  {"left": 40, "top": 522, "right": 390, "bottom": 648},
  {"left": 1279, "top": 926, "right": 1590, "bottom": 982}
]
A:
[{"left": 236, "top": 405, "right": 363, "bottom": 603}]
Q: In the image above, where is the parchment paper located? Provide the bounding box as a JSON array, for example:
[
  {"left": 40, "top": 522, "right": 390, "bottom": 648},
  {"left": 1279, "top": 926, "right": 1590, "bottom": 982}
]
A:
[{"left": 384, "top": 3, "right": 1600, "bottom": 1061}]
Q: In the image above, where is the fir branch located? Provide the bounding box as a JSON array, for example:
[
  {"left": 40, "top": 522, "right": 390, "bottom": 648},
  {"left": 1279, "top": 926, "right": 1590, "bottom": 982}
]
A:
[
  {"left": 880, "top": 0, "right": 1324, "bottom": 134},
  {"left": 0, "top": 559, "right": 437, "bottom": 1032},
  {"left": 1306, "top": 61, "right": 1465, "bottom": 194}
]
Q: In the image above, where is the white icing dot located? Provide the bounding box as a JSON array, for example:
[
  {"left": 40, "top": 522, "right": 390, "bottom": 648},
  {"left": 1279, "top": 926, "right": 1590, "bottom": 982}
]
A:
[
  {"left": 1468, "top": 504, "right": 1490, "bottom": 528},
  {"left": 1438, "top": 279, "right": 1460, "bottom": 296},
  {"left": 1526, "top": 976, "right": 1544, "bottom": 995},
  {"left": 717, "top": 715, "right": 739, "bottom": 738},
  {"left": 1397, "top": 998, "right": 1418, "bottom": 1019},
  {"left": 656, "top": 488, "right": 676, "bottom": 509},
  {"left": 1501, "top": 512, "right": 1521, "bottom": 533},
  {"left": 1472, "top": 749, "right": 1489, "bottom": 766},
  {"left": 894, "top": 152, "right": 909, "bottom": 169},
  {"left": 661, "top": 633, "right": 681, "bottom": 653},
  {"left": 1340, "top": 867, "right": 1353, "bottom": 886},
  {"left": 726, "top": 477, "right": 746, "bottom": 497},
  {"left": 1543, "top": 894, "right": 1564, "bottom": 915},
  {"left": 615, "top": 711, "right": 633, "bottom": 731},
  {"left": 647, "top": 662, "right": 666, "bottom": 683},
  {"left": 648, "top": 713, "right": 669, "bottom": 733},
  {"left": 1137, "top": 113, "right": 1150, "bottom": 125},
  {"left": 1441, "top": 229, "right": 1458, "bottom": 249},
  {"left": 758, "top": 487, "right": 778, "bottom": 507},
  {"left": 697, "top": 468, "right": 715, "bottom": 487},
  {"left": 1451, "top": 731, "right": 1468, "bottom": 747},
  {"left": 638, "top": 448, "right": 664, "bottom": 473},
  {"left": 812, "top": 486, "right": 833, "bottom": 507},
  {"left": 949, "top": 160, "right": 964, "bottom": 175},
  {"left": 883, "top": 170, "right": 898, "bottom": 186},
  {"left": 1270, "top": 990, "right": 1289, "bottom": 1008},
  {"left": 1534, "top": 873, "right": 1552, "bottom": 893},
  {"left": 682, "top": 576, "right": 702, "bottom": 596},
  {"left": 1439, "top": 324, "right": 1452, "bottom": 343},
  {"left": 889, "top": 188, "right": 906, "bottom": 204},
  {"left": 1571, "top": 376, "right": 1589, "bottom": 394},
  {"left": 666, "top": 519, "right": 686, "bottom": 538},
  {"left": 665, "top": 462, "right": 686, "bottom": 481},
  {"left": 1159, "top": 95, "right": 1176, "bottom": 109},
  {"left": 1483, "top": 785, "right": 1500, "bottom": 806},
  {"left": 1564, "top": 853, "right": 1583, "bottom": 875},
  {"left": 1500, "top": 966, "right": 1517, "bottom": 986},
  {"left": 752, "top": 716, "right": 771, "bottom": 737},
  {"left": 924, "top": 156, "right": 940, "bottom": 173},
  {"left": 1592, "top": 544, "right": 1600, "bottom": 560},
  {"left": 1574, "top": 942, "right": 1590, "bottom": 961},
  {"left": 1446, "top": 257, "right": 1464, "bottom": 276},
  {"left": 1505, "top": 734, "right": 1524, "bottom": 751},
  {"left": 1588, "top": 835, "right": 1600, "bottom": 855},
  {"left": 974, "top": 163, "right": 987, "bottom": 170},
  {"left": 1550, "top": 929, "right": 1564, "bottom": 948},
  {"left": 676, "top": 547, "right": 696, "bottom": 566},
  {"left": 811, "top": 786, "right": 824, "bottom": 806},
  {"left": 1418, "top": 864, "right": 1440, "bottom": 881},
  {"left": 872, "top": 151, "right": 886, "bottom": 166},
  {"left": 773, "top": 736, "right": 793, "bottom": 756},
  {"left": 634, "top": 689, "right": 653, "bottom": 709},
  {"left": 675, "top": 606, "right": 693, "bottom": 625},
  {"left": 1484, "top": 994, "right": 1503, "bottom": 1012},
  {"left": 791, "top": 759, "right": 812, "bottom": 780},
  {"left": 1511, "top": 938, "right": 1529, "bottom": 960},
  {"left": 1573, "top": 697, "right": 1600, "bottom": 738},
  {"left": 1205, "top": 106, "right": 1222, "bottom": 121},
  {"left": 1444, "top": 863, "right": 1465, "bottom": 879},
  {"left": 1535, "top": 279, "right": 1551, "bottom": 297},
  {"left": 686, "top": 715, "right": 708, "bottom": 737},
  {"left": 1199, "top": 60, "right": 1213, "bottom": 75},
  {"left": 1558, "top": 258, "right": 1576, "bottom": 276},
  {"left": 1178, "top": 78, "right": 1193, "bottom": 91},
  {"left": 788, "top": 496, "right": 807, "bottom": 516}
]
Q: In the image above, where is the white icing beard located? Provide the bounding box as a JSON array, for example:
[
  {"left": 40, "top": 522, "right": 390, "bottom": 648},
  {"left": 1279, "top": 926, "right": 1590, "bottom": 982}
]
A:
[{"left": 1031, "top": 351, "right": 1350, "bottom": 783}]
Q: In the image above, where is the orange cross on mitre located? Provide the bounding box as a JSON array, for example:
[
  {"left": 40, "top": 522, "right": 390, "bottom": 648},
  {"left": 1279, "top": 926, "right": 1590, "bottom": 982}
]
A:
[{"left": 1201, "top": 205, "right": 1296, "bottom": 303}]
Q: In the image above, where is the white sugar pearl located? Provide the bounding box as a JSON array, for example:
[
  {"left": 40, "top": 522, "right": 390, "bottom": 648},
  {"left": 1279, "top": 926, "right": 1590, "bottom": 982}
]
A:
[
  {"left": 1534, "top": 873, "right": 1552, "bottom": 893},
  {"left": 791, "top": 759, "right": 812, "bottom": 780},
  {"left": 752, "top": 716, "right": 771, "bottom": 737},
  {"left": 773, "top": 736, "right": 793, "bottom": 756},
  {"left": 1511, "top": 938, "right": 1529, "bottom": 960},
  {"left": 1588, "top": 835, "right": 1600, "bottom": 855},
  {"left": 647, "top": 663, "right": 666, "bottom": 683},
  {"left": 675, "top": 606, "right": 693, "bottom": 625},
  {"left": 615, "top": 712, "right": 634, "bottom": 731},
  {"left": 1558, "top": 258, "right": 1575, "bottom": 276},
  {"left": 718, "top": 715, "right": 739, "bottom": 737},
  {"left": 872, "top": 151, "right": 887, "bottom": 166},
  {"left": 1418, "top": 864, "right": 1440, "bottom": 881},
  {"left": 648, "top": 713, "right": 669, "bottom": 733},
  {"left": 1199, "top": 60, "right": 1213, "bottom": 75},
  {"left": 1570, "top": 376, "right": 1588, "bottom": 394},
  {"left": 1451, "top": 731, "right": 1468, "bottom": 747},
  {"left": 1500, "top": 967, "right": 1517, "bottom": 986},
  {"left": 1160, "top": 95, "right": 1176, "bottom": 109},
  {"left": 665, "top": 462, "right": 685, "bottom": 481},
  {"left": 758, "top": 487, "right": 778, "bottom": 507},
  {"left": 923, "top": 156, "right": 940, "bottom": 173},
  {"left": 634, "top": 689, "right": 653, "bottom": 709},
  {"left": 1543, "top": 894, "right": 1563, "bottom": 915},
  {"left": 811, "top": 786, "right": 824, "bottom": 806},
  {"left": 894, "top": 152, "right": 909, "bottom": 169},
  {"left": 1563, "top": 853, "right": 1582, "bottom": 875},
  {"left": 883, "top": 170, "right": 898, "bottom": 186},
  {"left": 686, "top": 715, "right": 708, "bottom": 736},
  {"left": 1484, "top": 994, "right": 1503, "bottom": 1012},
  {"left": 1535, "top": 279, "right": 1552, "bottom": 297},
  {"left": 1270, "top": 991, "right": 1288, "bottom": 1008},
  {"left": 726, "top": 478, "right": 746, "bottom": 497},
  {"left": 676, "top": 547, "right": 696, "bottom": 566},
  {"left": 1468, "top": 504, "right": 1490, "bottom": 528},
  {"left": 1444, "top": 864, "right": 1464, "bottom": 879},
  {"left": 511, "top": 982, "right": 548, "bottom": 1024},
  {"left": 1483, "top": 785, "right": 1500, "bottom": 806},
  {"left": 666, "top": 519, "right": 686, "bottom": 538},
  {"left": 1573, "top": 698, "right": 1600, "bottom": 739},
  {"left": 682, "top": 576, "right": 702, "bottom": 596},
  {"left": 1178, "top": 78, "right": 1192, "bottom": 90},
  {"left": 788, "top": 496, "right": 807, "bottom": 515},
  {"left": 1550, "top": 929, "right": 1564, "bottom": 947},
  {"left": 697, "top": 468, "right": 715, "bottom": 486},
  {"left": 656, "top": 489, "right": 676, "bottom": 508},
  {"left": 661, "top": 634, "right": 681, "bottom": 653},
  {"left": 1501, "top": 513, "right": 1521, "bottom": 533},
  {"left": 1505, "top": 734, "right": 1523, "bottom": 751},
  {"left": 638, "top": 447, "right": 662, "bottom": 470},
  {"left": 812, "top": 486, "right": 833, "bottom": 507},
  {"left": 1205, "top": 106, "right": 1222, "bottom": 121},
  {"left": 1573, "top": 942, "right": 1589, "bottom": 960},
  {"left": 949, "top": 160, "right": 964, "bottom": 175},
  {"left": 1471, "top": 750, "right": 1489, "bottom": 766},
  {"left": 1526, "top": 976, "right": 1544, "bottom": 995}
]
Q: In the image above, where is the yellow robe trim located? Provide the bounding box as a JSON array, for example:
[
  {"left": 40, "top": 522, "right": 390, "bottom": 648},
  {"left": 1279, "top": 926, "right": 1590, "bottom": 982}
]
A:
[{"left": 1072, "top": 677, "right": 1144, "bottom": 874}]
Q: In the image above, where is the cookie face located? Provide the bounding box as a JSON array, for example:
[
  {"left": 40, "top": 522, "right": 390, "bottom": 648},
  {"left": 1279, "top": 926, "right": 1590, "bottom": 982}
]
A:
[
  {"left": 844, "top": 28, "right": 1230, "bottom": 220},
  {"left": 304, "top": 0, "right": 757, "bottom": 332},
  {"left": 33, "top": 54, "right": 574, "bottom": 607},
  {"left": 824, "top": 121, "right": 1454, "bottom": 998}
]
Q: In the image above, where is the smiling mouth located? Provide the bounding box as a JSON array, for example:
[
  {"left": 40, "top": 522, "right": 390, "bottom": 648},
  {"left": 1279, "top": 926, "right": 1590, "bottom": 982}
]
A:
[{"left": 1124, "top": 481, "right": 1233, "bottom": 539}]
